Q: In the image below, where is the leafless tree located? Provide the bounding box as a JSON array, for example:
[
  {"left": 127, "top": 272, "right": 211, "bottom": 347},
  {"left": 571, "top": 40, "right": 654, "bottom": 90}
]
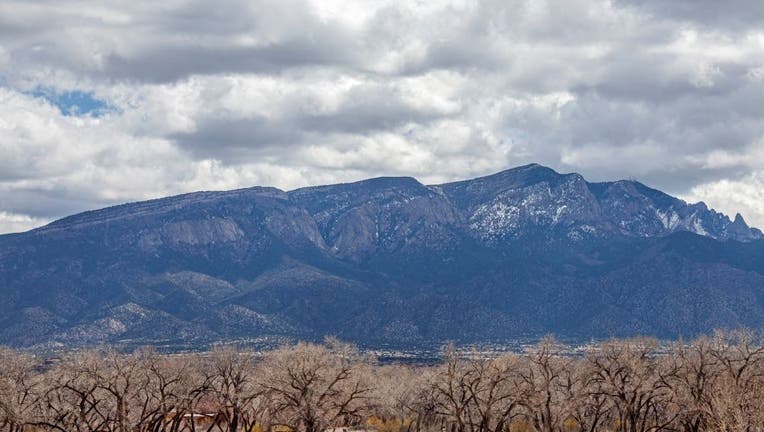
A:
[
  {"left": 0, "top": 348, "right": 44, "bottom": 432},
  {"left": 558, "top": 357, "right": 611, "bottom": 432},
  {"left": 202, "top": 347, "right": 264, "bottom": 432},
  {"left": 661, "top": 337, "right": 719, "bottom": 432},
  {"left": 706, "top": 330, "right": 764, "bottom": 431},
  {"left": 585, "top": 339, "right": 677, "bottom": 432},
  {"left": 517, "top": 338, "right": 570, "bottom": 432},
  {"left": 371, "top": 365, "right": 427, "bottom": 432},
  {"left": 257, "top": 342, "right": 372, "bottom": 432},
  {"left": 429, "top": 345, "right": 522, "bottom": 432},
  {"left": 463, "top": 354, "right": 522, "bottom": 432}
]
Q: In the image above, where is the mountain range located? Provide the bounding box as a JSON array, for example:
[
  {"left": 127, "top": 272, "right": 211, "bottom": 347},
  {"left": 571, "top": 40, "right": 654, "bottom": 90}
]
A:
[{"left": 1, "top": 163, "right": 764, "bottom": 349}]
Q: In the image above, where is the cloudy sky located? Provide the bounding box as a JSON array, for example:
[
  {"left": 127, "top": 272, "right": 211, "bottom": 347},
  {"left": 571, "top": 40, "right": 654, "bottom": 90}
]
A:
[{"left": 0, "top": 0, "right": 763, "bottom": 234}]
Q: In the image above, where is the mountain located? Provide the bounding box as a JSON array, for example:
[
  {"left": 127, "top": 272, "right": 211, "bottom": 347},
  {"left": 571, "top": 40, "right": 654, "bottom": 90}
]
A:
[{"left": 1, "top": 163, "right": 763, "bottom": 349}]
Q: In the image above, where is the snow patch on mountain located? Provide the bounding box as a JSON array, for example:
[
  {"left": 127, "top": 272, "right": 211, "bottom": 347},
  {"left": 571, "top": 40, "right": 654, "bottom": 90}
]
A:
[
  {"left": 656, "top": 209, "right": 681, "bottom": 230},
  {"left": 691, "top": 218, "right": 708, "bottom": 236},
  {"left": 469, "top": 201, "right": 521, "bottom": 239}
]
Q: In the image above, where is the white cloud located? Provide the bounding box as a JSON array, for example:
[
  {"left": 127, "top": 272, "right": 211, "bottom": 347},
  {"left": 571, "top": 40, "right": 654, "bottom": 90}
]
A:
[
  {"left": 683, "top": 171, "right": 764, "bottom": 229},
  {"left": 0, "top": 211, "right": 50, "bottom": 235}
]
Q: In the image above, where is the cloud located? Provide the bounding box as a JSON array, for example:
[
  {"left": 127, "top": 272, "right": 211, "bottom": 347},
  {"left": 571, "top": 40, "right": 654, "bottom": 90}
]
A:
[
  {"left": 683, "top": 171, "right": 764, "bottom": 229},
  {"left": 166, "top": 71, "right": 463, "bottom": 161},
  {"left": 0, "top": 0, "right": 763, "bottom": 232},
  {"left": 616, "top": 0, "right": 764, "bottom": 31},
  {"left": 0, "top": 212, "right": 50, "bottom": 235}
]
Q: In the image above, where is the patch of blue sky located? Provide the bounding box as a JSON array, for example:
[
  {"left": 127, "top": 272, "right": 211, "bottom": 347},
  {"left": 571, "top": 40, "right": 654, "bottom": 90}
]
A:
[{"left": 28, "top": 86, "right": 117, "bottom": 117}]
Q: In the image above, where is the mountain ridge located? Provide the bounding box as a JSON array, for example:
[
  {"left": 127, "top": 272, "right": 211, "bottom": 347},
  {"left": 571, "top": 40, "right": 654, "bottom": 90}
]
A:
[
  {"left": 17, "top": 163, "right": 759, "bottom": 242},
  {"left": 1, "top": 164, "right": 763, "bottom": 349}
]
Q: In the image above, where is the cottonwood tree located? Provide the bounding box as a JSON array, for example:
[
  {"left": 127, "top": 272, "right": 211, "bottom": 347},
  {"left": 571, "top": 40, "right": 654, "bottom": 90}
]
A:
[
  {"left": 586, "top": 339, "right": 677, "bottom": 432},
  {"left": 518, "top": 338, "right": 570, "bottom": 432},
  {"left": 39, "top": 350, "right": 207, "bottom": 432},
  {"left": 134, "top": 350, "right": 207, "bottom": 432},
  {"left": 557, "top": 358, "right": 611, "bottom": 432},
  {"left": 403, "top": 368, "right": 442, "bottom": 432},
  {"left": 429, "top": 345, "right": 523, "bottom": 432},
  {"left": 202, "top": 347, "right": 264, "bottom": 432},
  {"left": 706, "top": 330, "right": 764, "bottom": 431},
  {"left": 257, "top": 342, "right": 372, "bottom": 432},
  {"left": 91, "top": 349, "right": 151, "bottom": 432},
  {"left": 371, "top": 365, "right": 427, "bottom": 432},
  {"left": 463, "top": 355, "right": 522, "bottom": 432},
  {"left": 41, "top": 350, "right": 118, "bottom": 432},
  {"left": 662, "top": 337, "right": 719, "bottom": 432},
  {"left": 429, "top": 346, "right": 474, "bottom": 432},
  {"left": 0, "top": 348, "right": 44, "bottom": 432}
]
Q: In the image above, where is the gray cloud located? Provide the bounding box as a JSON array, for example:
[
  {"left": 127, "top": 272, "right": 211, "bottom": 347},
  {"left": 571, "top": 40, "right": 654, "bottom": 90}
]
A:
[
  {"left": 102, "top": 38, "right": 360, "bottom": 84},
  {"left": 0, "top": 0, "right": 763, "bottom": 233},
  {"left": 617, "top": 0, "right": 764, "bottom": 30},
  {"left": 171, "top": 117, "right": 301, "bottom": 159}
]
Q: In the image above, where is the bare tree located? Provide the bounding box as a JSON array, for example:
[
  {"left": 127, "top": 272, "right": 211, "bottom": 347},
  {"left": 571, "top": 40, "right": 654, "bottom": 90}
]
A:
[
  {"left": 371, "top": 365, "right": 427, "bottom": 432},
  {"left": 134, "top": 350, "right": 207, "bottom": 432},
  {"left": 429, "top": 345, "right": 523, "bottom": 432},
  {"left": 517, "top": 338, "right": 570, "bottom": 432},
  {"left": 258, "top": 342, "right": 372, "bottom": 432},
  {"left": 203, "top": 347, "right": 263, "bottom": 432},
  {"left": 0, "top": 348, "right": 44, "bottom": 432},
  {"left": 429, "top": 345, "right": 476, "bottom": 432},
  {"left": 586, "top": 339, "right": 677, "bottom": 432},
  {"left": 463, "top": 355, "right": 522, "bottom": 432},
  {"left": 661, "top": 337, "right": 719, "bottom": 432},
  {"left": 706, "top": 330, "right": 764, "bottom": 431},
  {"left": 558, "top": 357, "right": 611, "bottom": 432},
  {"left": 41, "top": 350, "right": 116, "bottom": 432}
]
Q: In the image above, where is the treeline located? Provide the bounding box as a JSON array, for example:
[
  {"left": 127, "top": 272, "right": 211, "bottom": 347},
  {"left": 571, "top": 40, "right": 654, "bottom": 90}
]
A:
[{"left": 1, "top": 332, "right": 764, "bottom": 432}]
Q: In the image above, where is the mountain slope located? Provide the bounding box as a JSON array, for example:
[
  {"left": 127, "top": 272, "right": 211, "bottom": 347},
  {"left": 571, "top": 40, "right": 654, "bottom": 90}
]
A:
[{"left": 0, "top": 164, "right": 762, "bottom": 349}]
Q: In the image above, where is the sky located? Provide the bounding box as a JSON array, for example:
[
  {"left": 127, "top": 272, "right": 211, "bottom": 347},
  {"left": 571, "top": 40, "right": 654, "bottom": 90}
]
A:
[{"left": 0, "top": 0, "right": 763, "bottom": 234}]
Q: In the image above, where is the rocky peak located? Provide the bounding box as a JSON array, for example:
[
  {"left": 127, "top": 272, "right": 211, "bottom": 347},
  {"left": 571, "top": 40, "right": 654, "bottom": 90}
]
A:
[
  {"left": 289, "top": 176, "right": 458, "bottom": 261},
  {"left": 438, "top": 163, "right": 567, "bottom": 210},
  {"left": 726, "top": 213, "right": 763, "bottom": 241},
  {"left": 437, "top": 165, "right": 761, "bottom": 243}
]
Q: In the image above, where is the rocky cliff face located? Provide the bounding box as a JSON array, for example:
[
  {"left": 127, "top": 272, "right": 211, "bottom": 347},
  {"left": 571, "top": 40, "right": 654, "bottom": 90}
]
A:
[{"left": 1, "top": 164, "right": 763, "bottom": 349}]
